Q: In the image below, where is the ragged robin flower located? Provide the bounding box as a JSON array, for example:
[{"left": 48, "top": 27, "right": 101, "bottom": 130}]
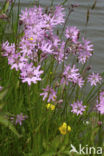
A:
[
  {"left": 59, "top": 122, "right": 71, "bottom": 135},
  {"left": 40, "top": 85, "right": 57, "bottom": 102},
  {"left": 46, "top": 103, "right": 55, "bottom": 111}
]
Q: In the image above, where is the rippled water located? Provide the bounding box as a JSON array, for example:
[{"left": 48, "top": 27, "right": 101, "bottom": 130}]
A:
[{"left": 1, "top": 0, "right": 104, "bottom": 72}]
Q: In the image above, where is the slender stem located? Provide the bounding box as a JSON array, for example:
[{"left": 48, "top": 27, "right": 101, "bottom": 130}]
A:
[
  {"left": 87, "top": 82, "right": 104, "bottom": 104},
  {"left": 60, "top": 6, "right": 73, "bottom": 38},
  {"left": 51, "top": 0, "right": 54, "bottom": 6},
  {"left": 83, "top": 86, "right": 95, "bottom": 104},
  {"left": 98, "top": 113, "right": 102, "bottom": 146}
]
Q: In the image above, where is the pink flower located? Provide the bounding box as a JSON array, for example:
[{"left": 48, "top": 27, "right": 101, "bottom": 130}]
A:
[
  {"left": 8, "top": 53, "right": 21, "bottom": 71},
  {"left": 62, "top": 64, "right": 84, "bottom": 87},
  {"left": 55, "top": 41, "right": 65, "bottom": 63},
  {"left": 20, "top": 64, "right": 43, "bottom": 85},
  {"left": 65, "top": 26, "right": 79, "bottom": 43},
  {"left": 52, "top": 5, "right": 65, "bottom": 25},
  {"left": 2, "top": 41, "right": 15, "bottom": 57},
  {"left": 40, "top": 42, "right": 53, "bottom": 54},
  {"left": 88, "top": 73, "right": 102, "bottom": 86},
  {"left": 16, "top": 113, "right": 27, "bottom": 126},
  {"left": 40, "top": 85, "right": 57, "bottom": 102},
  {"left": 76, "top": 77, "right": 84, "bottom": 88},
  {"left": 78, "top": 38, "right": 93, "bottom": 64},
  {"left": 71, "top": 101, "right": 86, "bottom": 115}
]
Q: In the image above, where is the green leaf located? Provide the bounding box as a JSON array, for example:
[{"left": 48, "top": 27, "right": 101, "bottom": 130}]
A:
[
  {"left": 86, "top": 8, "right": 90, "bottom": 25},
  {"left": 0, "top": 103, "right": 5, "bottom": 110},
  {"left": 50, "top": 135, "right": 64, "bottom": 150},
  {"left": 91, "top": 127, "right": 99, "bottom": 143},
  {"left": 61, "top": 0, "right": 68, "bottom": 5},
  {"left": 0, "top": 89, "right": 8, "bottom": 100},
  {"left": 2, "top": 1, "right": 10, "bottom": 13},
  {"left": 91, "top": 0, "right": 97, "bottom": 10},
  {"left": 0, "top": 115, "right": 21, "bottom": 138}
]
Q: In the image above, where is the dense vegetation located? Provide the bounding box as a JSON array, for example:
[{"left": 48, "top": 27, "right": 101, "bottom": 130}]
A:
[{"left": 0, "top": 1, "right": 103, "bottom": 155}]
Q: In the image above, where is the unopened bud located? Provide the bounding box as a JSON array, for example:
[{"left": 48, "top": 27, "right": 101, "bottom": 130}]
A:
[
  {"left": 97, "top": 121, "right": 102, "bottom": 126},
  {"left": 0, "top": 14, "right": 8, "bottom": 19}
]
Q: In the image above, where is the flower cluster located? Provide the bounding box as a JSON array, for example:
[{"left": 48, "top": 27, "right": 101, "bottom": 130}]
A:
[
  {"left": 40, "top": 85, "right": 57, "bottom": 102},
  {"left": 1, "top": 5, "right": 103, "bottom": 118},
  {"left": 46, "top": 103, "right": 55, "bottom": 111},
  {"left": 10, "top": 113, "right": 28, "bottom": 126},
  {"left": 59, "top": 122, "right": 71, "bottom": 135},
  {"left": 2, "top": 5, "right": 95, "bottom": 86},
  {"left": 16, "top": 113, "right": 28, "bottom": 126},
  {"left": 65, "top": 26, "right": 79, "bottom": 43},
  {"left": 61, "top": 65, "right": 84, "bottom": 87},
  {"left": 88, "top": 73, "right": 102, "bottom": 86},
  {"left": 71, "top": 101, "right": 86, "bottom": 115},
  {"left": 65, "top": 26, "right": 93, "bottom": 64},
  {"left": 2, "top": 6, "right": 65, "bottom": 85}
]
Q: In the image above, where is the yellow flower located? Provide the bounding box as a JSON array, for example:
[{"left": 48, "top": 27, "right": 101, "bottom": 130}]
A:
[
  {"left": 46, "top": 103, "right": 51, "bottom": 109},
  {"left": 68, "top": 125, "right": 71, "bottom": 132},
  {"left": 50, "top": 104, "right": 55, "bottom": 111},
  {"left": 59, "top": 122, "right": 71, "bottom": 135},
  {"left": 46, "top": 103, "right": 55, "bottom": 111},
  {"left": 28, "top": 37, "right": 33, "bottom": 41}
]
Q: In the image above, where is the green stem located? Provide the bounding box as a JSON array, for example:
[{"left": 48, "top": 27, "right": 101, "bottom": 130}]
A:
[
  {"left": 83, "top": 86, "right": 95, "bottom": 104},
  {"left": 60, "top": 6, "right": 73, "bottom": 38},
  {"left": 87, "top": 82, "right": 104, "bottom": 104},
  {"left": 98, "top": 113, "right": 102, "bottom": 146},
  {"left": 51, "top": 0, "right": 54, "bottom": 6}
]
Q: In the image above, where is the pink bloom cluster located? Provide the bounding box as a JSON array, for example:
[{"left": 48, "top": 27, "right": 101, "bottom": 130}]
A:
[
  {"left": 40, "top": 85, "right": 57, "bottom": 102},
  {"left": 71, "top": 101, "right": 86, "bottom": 115},
  {"left": 2, "top": 5, "right": 66, "bottom": 85},
  {"left": 2, "top": 5, "right": 96, "bottom": 88},
  {"left": 10, "top": 113, "right": 28, "bottom": 126},
  {"left": 20, "top": 63, "right": 43, "bottom": 85},
  {"left": 88, "top": 73, "right": 102, "bottom": 86},
  {"left": 65, "top": 26, "right": 79, "bottom": 43},
  {"left": 78, "top": 38, "right": 93, "bottom": 64},
  {"left": 16, "top": 113, "right": 27, "bottom": 126},
  {"left": 96, "top": 92, "right": 104, "bottom": 114},
  {"left": 61, "top": 65, "right": 84, "bottom": 87},
  {"left": 65, "top": 26, "right": 93, "bottom": 64}
]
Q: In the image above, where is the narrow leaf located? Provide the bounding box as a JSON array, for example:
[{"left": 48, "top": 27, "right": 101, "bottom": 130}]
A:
[
  {"left": 61, "top": 0, "right": 68, "bottom": 5},
  {"left": 91, "top": 0, "right": 96, "bottom": 10},
  {"left": 2, "top": 2, "right": 10, "bottom": 13},
  {"left": 0, "top": 89, "right": 8, "bottom": 100},
  {"left": 86, "top": 8, "right": 90, "bottom": 25}
]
